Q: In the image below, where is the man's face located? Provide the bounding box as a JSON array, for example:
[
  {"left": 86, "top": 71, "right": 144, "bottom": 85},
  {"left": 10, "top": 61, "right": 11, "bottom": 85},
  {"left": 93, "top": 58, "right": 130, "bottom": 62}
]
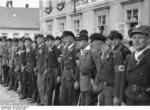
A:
[
  {"left": 55, "top": 40, "right": 61, "bottom": 46},
  {"left": 65, "top": 36, "right": 73, "bottom": 46},
  {"left": 32, "top": 42, "right": 36, "bottom": 49},
  {"left": 132, "top": 34, "right": 148, "bottom": 51},
  {"left": 25, "top": 40, "right": 31, "bottom": 48},
  {"left": 37, "top": 37, "right": 43, "bottom": 45},
  {"left": 7, "top": 41, "right": 11, "bottom": 46},
  {"left": 19, "top": 41, "right": 23, "bottom": 47},
  {"left": 78, "top": 40, "right": 86, "bottom": 49},
  {"left": 91, "top": 40, "right": 103, "bottom": 51},
  {"left": 112, "top": 38, "right": 121, "bottom": 47},
  {"left": 106, "top": 39, "right": 112, "bottom": 46},
  {"left": 46, "top": 40, "right": 53, "bottom": 47}
]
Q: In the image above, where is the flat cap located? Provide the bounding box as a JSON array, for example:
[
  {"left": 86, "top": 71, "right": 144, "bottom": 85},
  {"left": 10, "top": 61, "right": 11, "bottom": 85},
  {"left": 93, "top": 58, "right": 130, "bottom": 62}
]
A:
[
  {"left": 45, "top": 34, "right": 54, "bottom": 41},
  {"left": 109, "top": 31, "right": 123, "bottom": 40},
  {"left": 23, "top": 37, "right": 32, "bottom": 42},
  {"left": 78, "top": 34, "right": 88, "bottom": 41},
  {"left": 35, "top": 34, "right": 44, "bottom": 39},
  {"left": 55, "top": 36, "right": 61, "bottom": 41},
  {"left": 90, "top": 33, "right": 106, "bottom": 42},
  {"left": 62, "top": 31, "right": 75, "bottom": 38},
  {"left": 130, "top": 25, "right": 150, "bottom": 37}
]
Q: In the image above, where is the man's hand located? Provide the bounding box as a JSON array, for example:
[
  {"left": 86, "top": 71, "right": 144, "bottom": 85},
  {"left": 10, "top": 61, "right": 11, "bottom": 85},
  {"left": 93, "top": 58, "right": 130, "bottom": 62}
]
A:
[
  {"left": 121, "top": 102, "right": 126, "bottom": 106},
  {"left": 58, "top": 57, "right": 62, "bottom": 62},
  {"left": 56, "top": 76, "right": 61, "bottom": 84},
  {"left": 76, "top": 60, "right": 80, "bottom": 66},
  {"left": 74, "top": 80, "right": 79, "bottom": 90},
  {"left": 113, "top": 97, "right": 120, "bottom": 105}
]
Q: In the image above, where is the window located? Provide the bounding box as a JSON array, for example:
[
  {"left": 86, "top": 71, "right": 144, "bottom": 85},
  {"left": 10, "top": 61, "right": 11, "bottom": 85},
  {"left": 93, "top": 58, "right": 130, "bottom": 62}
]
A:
[
  {"left": 24, "top": 33, "right": 30, "bottom": 37},
  {"left": 1, "top": 33, "right": 7, "bottom": 37},
  {"left": 97, "top": 15, "right": 106, "bottom": 34},
  {"left": 60, "top": 22, "right": 64, "bottom": 34},
  {"left": 127, "top": 9, "right": 138, "bottom": 22},
  {"left": 48, "top": 24, "right": 53, "bottom": 34},
  {"left": 98, "top": 15, "right": 106, "bottom": 26},
  {"left": 74, "top": 19, "right": 80, "bottom": 35},
  {"left": 13, "top": 33, "right": 19, "bottom": 38}
]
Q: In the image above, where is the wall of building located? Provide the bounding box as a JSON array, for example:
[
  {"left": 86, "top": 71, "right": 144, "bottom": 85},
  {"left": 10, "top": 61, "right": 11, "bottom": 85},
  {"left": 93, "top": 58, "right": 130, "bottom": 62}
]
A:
[
  {"left": 40, "top": 0, "right": 150, "bottom": 39},
  {"left": 0, "top": 29, "right": 40, "bottom": 39}
]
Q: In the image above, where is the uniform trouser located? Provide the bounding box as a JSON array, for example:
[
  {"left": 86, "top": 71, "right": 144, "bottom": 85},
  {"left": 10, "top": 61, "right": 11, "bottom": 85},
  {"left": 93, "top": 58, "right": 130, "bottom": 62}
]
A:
[
  {"left": 37, "top": 73, "right": 45, "bottom": 104},
  {"left": 98, "top": 86, "right": 114, "bottom": 105},
  {"left": 59, "top": 69, "right": 74, "bottom": 105},
  {"left": 44, "top": 76, "right": 55, "bottom": 105},
  {"left": 79, "top": 91, "right": 93, "bottom": 105},
  {"left": 2, "top": 65, "right": 9, "bottom": 83},
  {"left": 126, "top": 97, "right": 150, "bottom": 105},
  {"left": 27, "top": 71, "right": 35, "bottom": 98},
  {"left": 31, "top": 75, "right": 38, "bottom": 101},
  {"left": 44, "top": 68, "right": 57, "bottom": 105},
  {"left": 73, "top": 89, "right": 80, "bottom": 105},
  {"left": 54, "top": 83, "right": 61, "bottom": 105},
  {"left": 21, "top": 70, "right": 28, "bottom": 97}
]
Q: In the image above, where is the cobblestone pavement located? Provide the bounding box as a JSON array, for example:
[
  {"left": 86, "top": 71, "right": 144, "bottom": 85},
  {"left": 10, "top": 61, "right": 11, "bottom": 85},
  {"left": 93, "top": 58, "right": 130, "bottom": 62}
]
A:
[{"left": 0, "top": 84, "right": 36, "bottom": 106}]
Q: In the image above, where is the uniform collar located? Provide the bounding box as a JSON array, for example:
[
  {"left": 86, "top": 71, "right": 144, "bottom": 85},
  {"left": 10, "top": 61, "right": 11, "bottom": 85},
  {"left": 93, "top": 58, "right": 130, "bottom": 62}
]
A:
[
  {"left": 68, "top": 43, "right": 74, "bottom": 51},
  {"left": 39, "top": 43, "right": 44, "bottom": 48},
  {"left": 80, "top": 45, "right": 90, "bottom": 55},
  {"left": 134, "top": 46, "right": 149, "bottom": 61}
]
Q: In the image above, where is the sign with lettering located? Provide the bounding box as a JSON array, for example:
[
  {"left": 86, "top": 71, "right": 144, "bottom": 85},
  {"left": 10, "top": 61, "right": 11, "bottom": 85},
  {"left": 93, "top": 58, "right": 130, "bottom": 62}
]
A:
[{"left": 75, "top": 0, "right": 105, "bottom": 8}]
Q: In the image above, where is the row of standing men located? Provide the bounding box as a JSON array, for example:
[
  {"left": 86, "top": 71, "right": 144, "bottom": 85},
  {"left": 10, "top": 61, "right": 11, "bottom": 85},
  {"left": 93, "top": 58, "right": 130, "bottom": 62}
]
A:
[{"left": 0, "top": 25, "right": 150, "bottom": 105}]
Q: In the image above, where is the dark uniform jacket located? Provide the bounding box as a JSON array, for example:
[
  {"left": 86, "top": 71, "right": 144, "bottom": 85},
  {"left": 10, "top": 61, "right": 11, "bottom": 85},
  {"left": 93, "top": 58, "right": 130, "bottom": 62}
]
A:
[
  {"left": 61, "top": 43, "right": 77, "bottom": 81},
  {"left": 95, "top": 48, "right": 124, "bottom": 96},
  {"left": 26, "top": 47, "right": 36, "bottom": 73},
  {"left": 120, "top": 48, "right": 150, "bottom": 102},
  {"left": 37, "top": 43, "right": 47, "bottom": 75},
  {"left": 45, "top": 46, "right": 61, "bottom": 77},
  {"left": 78, "top": 45, "right": 95, "bottom": 92},
  {"left": 114, "top": 43, "right": 131, "bottom": 60}
]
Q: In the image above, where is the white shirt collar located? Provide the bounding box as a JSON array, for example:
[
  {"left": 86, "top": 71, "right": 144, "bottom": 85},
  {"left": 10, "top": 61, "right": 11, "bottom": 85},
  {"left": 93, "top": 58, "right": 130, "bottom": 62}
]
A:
[{"left": 135, "top": 46, "right": 149, "bottom": 61}]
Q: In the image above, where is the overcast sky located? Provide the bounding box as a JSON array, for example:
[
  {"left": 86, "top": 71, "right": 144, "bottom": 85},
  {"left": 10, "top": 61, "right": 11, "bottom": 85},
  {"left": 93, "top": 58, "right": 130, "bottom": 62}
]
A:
[{"left": 0, "top": 0, "right": 39, "bottom": 8}]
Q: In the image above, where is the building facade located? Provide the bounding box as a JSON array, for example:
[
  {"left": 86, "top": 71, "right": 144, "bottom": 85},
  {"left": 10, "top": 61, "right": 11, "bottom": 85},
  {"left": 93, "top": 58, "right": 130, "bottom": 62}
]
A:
[
  {"left": 40, "top": 0, "right": 150, "bottom": 39},
  {"left": 0, "top": 7, "right": 40, "bottom": 39}
]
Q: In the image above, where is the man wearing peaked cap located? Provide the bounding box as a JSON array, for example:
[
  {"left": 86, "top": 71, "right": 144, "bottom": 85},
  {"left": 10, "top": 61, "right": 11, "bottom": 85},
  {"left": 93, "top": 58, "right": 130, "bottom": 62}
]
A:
[
  {"left": 130, "top": 25, "right": 150, "bottom": 37},
  {"left": 120, "top": 25, "right": 150, "bottom": 105}
]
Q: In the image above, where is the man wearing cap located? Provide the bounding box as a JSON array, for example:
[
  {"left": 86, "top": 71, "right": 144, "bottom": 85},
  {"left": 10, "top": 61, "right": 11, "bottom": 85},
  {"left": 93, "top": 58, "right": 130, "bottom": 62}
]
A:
[
  {"left": 23, "top": 37, "right": 36, "bottom": 100},
  {"left": 59, "top": 31, "right": 77, "bottom": 105},
  {"left": 92, "top": 33, "right": 124, "bottom": 105},
  {"left": 120, "top": 25, "right": 150, "bottom": 105},
  {"left": 110, "top": 31, "right": 131, "bottom": 60},
  {"left": 43, "top": 35, "right": 61, "bottom": 105},
  {"left": 8, "top": 38, "right": 19, "bottom": 90},
  {"left": 36, "top": 34, "right": 47, "bottom": 105},
  {"left": 1, "top": 37, "right": 9, "bottom": 85},
  {"left": 76, "top": 34, "right": 95, "bottom": 105}
]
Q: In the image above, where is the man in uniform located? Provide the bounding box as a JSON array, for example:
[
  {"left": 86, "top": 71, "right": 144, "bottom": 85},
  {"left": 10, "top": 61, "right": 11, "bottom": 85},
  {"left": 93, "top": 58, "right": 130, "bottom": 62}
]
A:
[
  {"left": 76, "top": 34, "right": 95, "bottom": 105},
  {"left": 120, "top": 25, "right": 150, "bottom": 105},
  {"left": 36, "top": 34, "right": 47, "bottom": 105},
  {"left": 1, "top": 37, "right": 9, "bottom": 85},
  {"left": 59, "top": 31, "right": 77, "bottom": 105},
  {"left": 93, "top": 33, "right": 124, "bottom": 105},
  {"left": 8, "top": 38, "right": 19, "bottom": 90},
  {"left": 44, "top": 35, "right": 61, "bottom": 105},
  {"left": 23, "top": 37, "right": 36, "bottom": 100},
  {"left": 110, "top": 31, "right": 131, "bottom": 60}
]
